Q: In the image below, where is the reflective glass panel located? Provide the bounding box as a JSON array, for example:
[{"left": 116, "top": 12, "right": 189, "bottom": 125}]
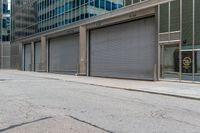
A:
[
  {"left": 170, "top": 0, "right": 180, "bottom": 32},
  {"left": 160, "top": 44, "right": 179, "bottom": 80},
  {"left": 11, "top": 0, "right": 147, "bottom": 41},
  {"left": 182, "top": 0, "right": 193, "bottom": 49},
  {"left": 195, "top": 0, "right": 200, "bottom": 49},
  {"left": 194, "top": 51, "right": 200, "bottom": 81},
  {"left": 181, "top": 51, "right": 193, "bottom": 81},
  {"left": 125, "top": 0, "right": 132, "bottom": 6},
  {"left": 160, "top": 3, "right": 169, "bottom": 33}
]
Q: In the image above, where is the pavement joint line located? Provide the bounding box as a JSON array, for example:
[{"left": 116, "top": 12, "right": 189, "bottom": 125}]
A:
[
  {"left": 66, "top": 115, "right": 114, "bottom": 133},
  {"left": 0, "top": 117, "right": 53, "bottom": 133}
]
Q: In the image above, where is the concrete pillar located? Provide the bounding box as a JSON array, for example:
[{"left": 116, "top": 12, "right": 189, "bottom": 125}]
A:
[
  {"left": 0, "top": 43, "right": 3, "bottom": 69},
  {"left": 41, "top": 36, "right": 48, "bottom": 72},
  {"left": 31, "top": 42, "right": 35, "bottom": 71},
  {"left": 18, "top": 43, "right": 23, "bottom": 70},
  {"left": 79, "top": 26, "right": 87, "bottom": 75}
]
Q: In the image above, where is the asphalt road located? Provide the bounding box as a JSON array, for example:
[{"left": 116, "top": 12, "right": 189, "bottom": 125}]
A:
[{"left": 0, "top": 71, "right": 200, "bottom": 133}]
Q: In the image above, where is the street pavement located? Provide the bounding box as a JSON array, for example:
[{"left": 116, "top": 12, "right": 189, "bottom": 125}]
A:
[{"left": 0, "top": 70, "right": 200, "bottom": 133}]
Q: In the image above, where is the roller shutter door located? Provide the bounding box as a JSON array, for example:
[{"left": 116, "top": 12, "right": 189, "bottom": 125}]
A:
[
  {"left": 49, "top": 34, "right": 79, "bottom": 74},
  {"left": 34, "top": 42, "right": 41, "bottom": 72},
  {"left": 90, "top": 17, "right": 156, "bottom": 80},
  {"left": 24, "top": 44, "right": 31, "bottom": 71}
]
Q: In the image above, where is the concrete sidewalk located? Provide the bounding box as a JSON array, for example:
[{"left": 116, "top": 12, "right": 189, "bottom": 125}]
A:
[{"left": 1, "top": 70, "right": 200, "bottom": 100}]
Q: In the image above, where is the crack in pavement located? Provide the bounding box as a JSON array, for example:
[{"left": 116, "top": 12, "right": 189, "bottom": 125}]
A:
[
  {"left": 0, "top": 117, "right": 53, "bottom": 133},
  {"left": 0, "top": 98, "right": 44, "bottom": 126},
  {"left": 66, "top": 115, "right": 114, "bottom": 133}
]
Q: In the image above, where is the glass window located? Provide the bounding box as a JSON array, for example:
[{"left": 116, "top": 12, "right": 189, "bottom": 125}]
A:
[
  {"left": 125, "top": 0, "right": 132, "bottom": 6},
  {"left": 133, "top": 0, "right": 140, "bottom": 4},
  {"left": 95, "top": 0, "right": 100, "bottom": 7},
  {"left": 106, "top": 0, "right": 111, "bottom": 11},
  {"left": 194, "top": 51, "right": 200, "bottom": 81},
  {"left": 182, "top": 0, "right": 193, "bottom": 49},
  {"left": 170, "top": 0, "right": 180, "bottom": 31},
  {"left": 80, "top": 5, "right": 85, "bottom": 20},
  {"left": 160, "top": 3, "right": 169, "bottom": 33},
  {"left": 195, "top": 0, "right": 200, "bottom": 49},
  {"left": 181, "top": 51, "right": 193, "bottom": 81},
  {"left": 11, "top": 0, "right": 146, "bottom": 41},
  {"left": 117, "top": 0, "right": 124, "bottom": 8},
  {"left": 100, "top": 0, "right": 105, "bottom": 9},
  {"left": 111, "top": 2, "right": 117, "bottom": 10}
]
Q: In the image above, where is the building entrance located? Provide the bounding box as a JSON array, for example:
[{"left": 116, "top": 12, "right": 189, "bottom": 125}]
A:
[{"left": 160, "top": 44, "right": 200, "bottom": 82}]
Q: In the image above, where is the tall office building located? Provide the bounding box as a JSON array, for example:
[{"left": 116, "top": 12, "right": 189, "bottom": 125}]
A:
[
  {"left": 0, "top": 0, "right": 10, "bottom": 69},
  {"left": 10, "top": 0, "right": 200, "bottom": 83}
]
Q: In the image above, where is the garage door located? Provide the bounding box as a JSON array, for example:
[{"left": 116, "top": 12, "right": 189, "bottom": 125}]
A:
[
  {"left": 90, "top": 17, "right": 156, "bottom": 80},
  {"left": 34, "top": 42, "right": 41, "bottom": 72},
  {"left": 24, "top": 44, "right": 31, "bottom": 71},
  {"left": 49, "top": 34, "right": 79, "bottom": 74}
]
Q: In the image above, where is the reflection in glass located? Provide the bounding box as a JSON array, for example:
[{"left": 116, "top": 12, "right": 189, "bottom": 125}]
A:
[
  {"left": 133, "top": 0, "right": 140, "bottom": 4},
  {"left": 1, "top": 0, "right": 10, "bottom": 42},
  {"left": 160, "top": 44, "right": 179, "bottom": 80},
  {"left": 181, "top": 51, "right": 194, "bottom": 81},
  {"left": 170, "top": 0, "right": 180, "bottom": 32},
  {"left": 11, "top": 0, "right": 144, "bottom": 41},
  {"left": 160, "top": 3, "right": 169, "bottom": 33},
  {"left": 182, "top": 0, "right": 193, "bottom": 49},
  {"left": 195, "top": 0, "right": 200, "bottom": 49},
  {"left": 125, "top": 0, "right": 132, "bottom": 6},
  {"left": 194, "top": 51, "right": 200, "bottom": 81}
]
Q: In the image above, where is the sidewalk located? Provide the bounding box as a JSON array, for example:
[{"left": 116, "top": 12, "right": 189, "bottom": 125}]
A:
[{"left": 1, "top": 70, "right": 200, "bottom": 100}]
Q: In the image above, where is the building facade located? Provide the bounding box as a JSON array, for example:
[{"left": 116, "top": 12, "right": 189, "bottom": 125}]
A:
[
  {"left": 0, "top": 0, "right": 10, "bottom": 69},
  {"left": 159, "top": 0, "right": 200, "bottom": 82},
  {"left": 10, "top": 0, "right": 200, "bottom": 83}
]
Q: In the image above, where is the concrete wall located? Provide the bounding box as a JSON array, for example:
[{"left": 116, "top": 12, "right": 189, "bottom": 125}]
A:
[
  {"left": 0, "top": 43, "right": 11, "bottom": 69},
  {"left": 10, "top": 38, "right": 48, "bottom": 72},
  {"left": 10, "top": 42, "right": 23, "bottom": 70}
]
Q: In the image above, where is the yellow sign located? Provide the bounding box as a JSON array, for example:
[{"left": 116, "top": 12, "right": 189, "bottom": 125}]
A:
[{"left": 183, "top": 57, "right": 192, "bottom": 69}]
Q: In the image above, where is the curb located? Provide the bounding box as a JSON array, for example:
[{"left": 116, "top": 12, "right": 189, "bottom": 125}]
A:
[
  {"left": 32, "top": 73, "right": 200, "bottom": 101},
  {"left": 60, "top": 79, "right": 200, "bottom": 101}
]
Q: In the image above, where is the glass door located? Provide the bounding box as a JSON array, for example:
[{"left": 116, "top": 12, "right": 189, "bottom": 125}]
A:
[
  {"left": 181, "top": 51, "right": 194, "bottom": 81},
  {"left": 160, "top": 45, "right": 200, "bottom": 83},
  {"left": 160, "top": 44, "right": 180, "bottom": 80},
  {"left": 179, "top": 50, "right": 200, "bottom": 82}
]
